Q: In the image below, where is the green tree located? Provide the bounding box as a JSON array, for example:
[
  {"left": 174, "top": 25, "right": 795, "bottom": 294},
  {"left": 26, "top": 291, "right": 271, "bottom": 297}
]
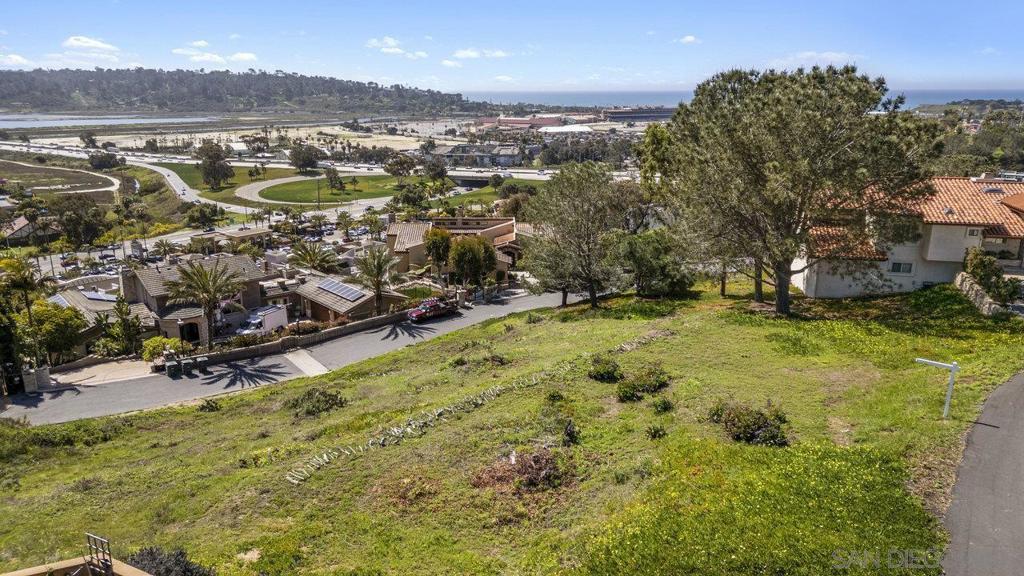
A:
[
  {"left": 353, "top": 246, "right": 405, "bottom": 316},
  {"left": 289, "top": 241, "right": 339, "bottom": 273},
  {"left": 95, "top": 296, "right": 143, "bottom": 356},
  {"left": 521, "top": 235, "right": 577, "bottom": 306},
  {"left": 151, "top": 239, "right": 177, "bottom": 258},
  {"left": 0, "top": 256, "right": 56, "bottom": 365},
  {"left": 194, "top": 141, "right": 235, "bottom": 189},
  {"left": 79, "top": 130, "right": 98, "bottom": 148},
  {"left": 654, "top": 66, "right": 941, "bottom": 314},
  {"left": 608, "top": 228, "right": 694, "bottom": 297},
  {"left": 289, "top": 144, "right": 326, "bottom": 171},
  {"left": 449, "top": 235, "right": 497, "bottom": 289},
  {"left": 384, "top": 154, "right": 416, "bottom": 186},
  {"left": 165, "top": 260, "right": 244, "bottom": 349},
  {"left": 18, "top": 299, "right": 86, "bottom": 365},
  {"left": 523, "top": 161, "right": 622, "bottom": 308},
  {"left": 423, "top": 227, "right": 452, "bottom": 281},
  {"left": 335, "top": 211, "right": 354, "bottom": 240},
  {"left": 185, "top": 202, "right": 225, "bottom": 228}
]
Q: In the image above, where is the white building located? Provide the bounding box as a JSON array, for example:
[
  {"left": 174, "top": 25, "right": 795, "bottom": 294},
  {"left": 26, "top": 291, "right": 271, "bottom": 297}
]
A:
[{"left": 794, "top": 176, "right": 1024, "bottom": 298}]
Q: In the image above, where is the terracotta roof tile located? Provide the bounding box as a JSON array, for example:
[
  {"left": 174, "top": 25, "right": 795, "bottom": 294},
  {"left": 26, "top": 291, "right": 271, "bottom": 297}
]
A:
[
  {"left": 916, "top": 177, "right": 1024, "bottom": 238},
  {"left": 808, "top": 226, "right": 887, "bottom": 261}
]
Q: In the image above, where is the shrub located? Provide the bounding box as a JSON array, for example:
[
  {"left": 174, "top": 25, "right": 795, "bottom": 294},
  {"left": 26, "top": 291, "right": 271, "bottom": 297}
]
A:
[
  {"left": 516, "top": 448, "right": 567, "bottom": 491},
  {"left": 631, "top": 364, "right": 670, "bottom": 393},
  {"left": 616, "top": 379, "right": 644, "bottom": 402},
  {"left": 141, "top": 336, "right": 193, "bottom": 362},
  {"left": 646, "top": 425, "right": 667, "bottom": 439},
  {"left": 652, "top": 397, "right": 675, "bottom": 413},
  {"left": 126, "top": 546, "right": 214, "bottom": 576},
  {"left": 965, "top": 246, "right": 1022, "bottom": 304},
  {"left": 563, "top": 419, "right": 581, "bottom": 446},
  {"left": 546, "top": 390, "right": 565, "bottom": 402},
  {"left": 287, "top": 386, "right": 349, "bottom": 417},
  {"left": 485, "top": 353, "right": 510, "bottom": 366},
  {"left": 283, "top": 320, "right": 325, "bottom": 336},
  {"left": 198, "top": 398, "right": 221, "bottom": 412},
  {"left": 525, "top": 312, "right": 544, "bottom": 324},
  {"left": 588, "top": 355, "right": 623, "bottom": 383},
  {"left": 709, "top": 400, "right": 789, "bottom": 447},
  {"left": 447, "top": 355, "right": 468, "bottom": 368},
  {"left": 230, "top": 333, "right": 271, "bottom": 348}
]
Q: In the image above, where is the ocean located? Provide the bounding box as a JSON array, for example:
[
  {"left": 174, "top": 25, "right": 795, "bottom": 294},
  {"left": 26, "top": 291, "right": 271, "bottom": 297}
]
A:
[{"left": 462, "top": 89, "right": 1024, "bottom": 110}]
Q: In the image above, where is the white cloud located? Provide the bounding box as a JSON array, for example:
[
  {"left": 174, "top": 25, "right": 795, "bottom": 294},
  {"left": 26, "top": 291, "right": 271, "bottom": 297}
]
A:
[
  {"left": 62, "top": 35, "right": 119, "bottom": 52},
  {"left": 366, "top": 36, "right": 400, "bottom": 49},
  {"left": 453, "top": 47, "right": 509, "bottom": 59},
  {"left": 676, "top": 35, "right": 701, "bottom": 45},
  {"left": 189, "top": 40, "right": 209, "bottom": 47},
  {"left": 441, "top": 59, "right": 462, "bottom": 68},
  {"left": 494, "top": 75, "right": 514, "bottom": 83},
  {"left": 172, "top": 47, "right": 226, "bottom": 63},
  {"left": 769, "top": 50, "right": 862, "bottom": 67},
  {"left": 406, "top": 50, "right": 428, "bottom": 60},
  {"left": 229, "top": 33, "right": 242, "bottom": 40},
  {"left": 423, "top": 35, "right": 433, "bottom": 41},
  {"left": 0, "top": 53, "right": 30, "bottom": 66},
  {"left": 228, "top": 52, "right": 258, "bottom": 62},
  {"left": 380, "top": 46, "right": 404, "bottom": 54}
]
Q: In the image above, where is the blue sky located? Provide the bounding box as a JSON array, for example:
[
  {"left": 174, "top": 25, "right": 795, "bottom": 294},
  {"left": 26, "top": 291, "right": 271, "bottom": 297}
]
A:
[{"left": 1, "top": 0, "right": 1022, "bottom": 92}]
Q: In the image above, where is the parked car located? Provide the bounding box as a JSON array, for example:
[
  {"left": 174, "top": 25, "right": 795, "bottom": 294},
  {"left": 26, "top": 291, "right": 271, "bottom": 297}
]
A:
[{"left": 407, "top": 298, "right": 458, "bottom": 323}]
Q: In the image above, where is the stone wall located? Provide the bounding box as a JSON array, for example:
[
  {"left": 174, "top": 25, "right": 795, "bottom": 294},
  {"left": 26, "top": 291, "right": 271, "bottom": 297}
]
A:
[{"left": 953, "top": 272, "right": 1007, "bottom": 316}]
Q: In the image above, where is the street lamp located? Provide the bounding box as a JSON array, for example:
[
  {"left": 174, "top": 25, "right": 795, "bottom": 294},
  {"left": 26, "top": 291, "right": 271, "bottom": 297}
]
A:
[
  {"left": 177, "top": 319, "right": 184, "bottom": 348},
  {"left": 915, "top": 358, "right": 960, "bottom": 419}
]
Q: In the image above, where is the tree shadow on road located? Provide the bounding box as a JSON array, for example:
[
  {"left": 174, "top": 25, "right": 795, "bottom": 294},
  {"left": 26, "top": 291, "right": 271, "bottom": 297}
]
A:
[
  {"left": 371, "top": 321, "right": 438, "bottom": 341},
  {"left": 6, "top": 387, "right": 83, "bottom": 410},
  {"left": 200, "top": 359, "right": 294, "bottom": 390}
]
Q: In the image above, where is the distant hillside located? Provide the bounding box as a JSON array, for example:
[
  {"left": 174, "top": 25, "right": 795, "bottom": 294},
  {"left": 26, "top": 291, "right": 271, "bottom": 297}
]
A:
[{"left": 0, "top": 68, "right": 491, "bottom": 115}]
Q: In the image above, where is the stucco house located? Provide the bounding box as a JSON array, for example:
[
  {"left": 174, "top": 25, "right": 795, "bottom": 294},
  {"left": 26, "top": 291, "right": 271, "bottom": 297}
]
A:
[
  {"left": 794, "top": 176, "right": 1024, "bottom": 298},
  {"left": 385, "top": 216, "right": 527, "bottom": 275}
]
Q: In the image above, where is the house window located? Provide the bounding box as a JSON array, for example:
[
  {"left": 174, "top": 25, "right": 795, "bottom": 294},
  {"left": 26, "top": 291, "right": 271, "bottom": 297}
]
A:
[
  {"left": 889, "top": 262, "right": 913, "bottom": 274},
  {"left": 967, "top": 229, "right": 980, "bottom": 237}
]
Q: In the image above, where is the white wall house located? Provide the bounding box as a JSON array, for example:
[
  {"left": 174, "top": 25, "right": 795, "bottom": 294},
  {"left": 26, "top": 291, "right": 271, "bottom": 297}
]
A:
[{"left": 793, "top": 176, "right": 1024, "bottom": 299}]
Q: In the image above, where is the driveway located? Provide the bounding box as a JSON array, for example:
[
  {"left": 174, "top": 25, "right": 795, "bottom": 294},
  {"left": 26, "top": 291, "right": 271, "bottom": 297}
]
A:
[
  {"left": 1, "top": 292, "right": 574, "bottom": 425},
  {"left": 943, "top": 372, "right": 1024, "bottom": 575}
]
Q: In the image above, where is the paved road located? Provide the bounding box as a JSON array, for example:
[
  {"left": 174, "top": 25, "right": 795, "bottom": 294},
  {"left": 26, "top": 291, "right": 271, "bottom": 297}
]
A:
[
  {"left": 943, "top": 372, "right": 1024, "bottom": 575},
  {"left": 1, "top": 292, "right": 573, "bottom": 425}
]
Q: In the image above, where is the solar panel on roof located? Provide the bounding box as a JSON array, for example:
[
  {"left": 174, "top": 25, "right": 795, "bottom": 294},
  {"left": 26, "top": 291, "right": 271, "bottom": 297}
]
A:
[
  {"left": 82, "top": 290, "right": 118, "bottom": 302},
  {"left": 317, "top": 278, "right": 365, "bottom": 302},
  {"left": 48, "top": 294, "right": 70, "bottom": 307}
]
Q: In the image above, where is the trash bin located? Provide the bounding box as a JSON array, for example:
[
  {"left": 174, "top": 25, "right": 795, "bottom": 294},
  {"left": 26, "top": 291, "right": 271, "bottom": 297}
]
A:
[
  {"left": 22, "top": 369, "right": 37, "bottom": 394},
  {"left": 35, "top": 365, "right": 50, "bottom": 389}
]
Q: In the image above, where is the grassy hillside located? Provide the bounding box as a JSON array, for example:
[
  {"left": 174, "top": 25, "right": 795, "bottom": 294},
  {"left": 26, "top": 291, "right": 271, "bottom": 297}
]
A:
[{"left": 1, "top": 284, "right": 1020, "bottom": 575}]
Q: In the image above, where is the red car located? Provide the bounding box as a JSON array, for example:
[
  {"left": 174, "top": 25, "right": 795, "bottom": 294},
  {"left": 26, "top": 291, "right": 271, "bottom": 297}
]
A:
[{"left": 407, "top": 298, "right": 458, "bottom": 322}]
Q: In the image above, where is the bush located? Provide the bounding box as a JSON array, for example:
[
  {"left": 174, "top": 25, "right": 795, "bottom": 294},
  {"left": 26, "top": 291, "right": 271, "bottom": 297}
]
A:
[
  {"left": 142, "top": 336, "right": 193, "bottom": 362},
  {"left": 283, "top": 320, "right": 325, "bottom": 336},
  {"left": 198, "top": 398, "right": 221, "bottom": 412},
  {"left": 631, "top": 364, "right": 670, "bottom": 393},
  {"left": 229, "top": 333, "right": 271, "bottom": 348},
  {"left": 287, "top": 386, "right": 349, "bottom": 417},
  {"left": 652, "top": 397, "right": 675, "bottom": 413},
  {"left": 516, "top": 448, "right": 567, "bottom": 491},
  {"left": 126, "top": 547, "right": 214, "bottom": 576},
  {"left": 588, "top": 355, "right": 623, "bottom": 382},
  {"left": 563, "top": 419, "right": 581, "bottom": 446},
  {"left": 616, "top": 379, "right": 644, "bottom": 402},
  {"left": 965, "top": 246, "right": 1022, "bottom": 304},
  {"left": 708, "top": 400, "right": 789, "bottom": 447},
  {"left": 526, "top": 312, "right": 544, "bottom": 324},
  {"left": 646, "top": 425, "right": 667, "bottom": 439},
  {"left": 546, "top": 390, "right": 565, "bottom": 402}
]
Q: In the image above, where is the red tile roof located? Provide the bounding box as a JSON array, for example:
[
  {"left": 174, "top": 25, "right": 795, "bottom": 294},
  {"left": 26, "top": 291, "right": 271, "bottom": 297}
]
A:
[
  {"left": 916, "top": 177, "right": 1024, "bottom": 238},
  {"left": 809, "top": 226, "right": 887, "bottom": 261}
]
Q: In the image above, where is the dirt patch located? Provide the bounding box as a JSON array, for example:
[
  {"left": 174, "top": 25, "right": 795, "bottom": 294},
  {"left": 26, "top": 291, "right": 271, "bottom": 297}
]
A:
[
  {"left": 236, "top": 549, "right": 261, "bottom": 563},
  {"left": 471, "top": 448, "right": 572, "bottom": 495},
  {"left": 370, "top": 474, "right": 440, "bottom": 508},
  {"left": 813, "top": 367, "right": 882, "bottom": 405},
  {"left": 615, "top": 329, "right": 676, "bottom": 353},
  {"left": 827, "top": 416, "right": 854, "bottom": 446},
  {"left": 909, "top": 442, "right": 964, "bottom": 516}
]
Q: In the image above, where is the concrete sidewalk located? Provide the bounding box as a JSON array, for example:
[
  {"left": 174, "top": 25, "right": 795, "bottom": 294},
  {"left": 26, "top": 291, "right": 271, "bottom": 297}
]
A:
[{"left": 50, "top": 359, "right": 153, "bottom": 387}]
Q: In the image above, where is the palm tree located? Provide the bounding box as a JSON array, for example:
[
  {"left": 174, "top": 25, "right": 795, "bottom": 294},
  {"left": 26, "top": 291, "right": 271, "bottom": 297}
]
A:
[
  {"left": 259, "top": 206, "right": 275, "bottom": 229},
  {"left": 309, "top": 213, "right": 329, "bottom": 237},
  {"left": 289, "top": 241, "right": 339, "bottom": 272},
  {"left": 165, "top": 260, "right": 244, "bottom": 349},
  {"left": 0, "top": 256, "right": 56, "bottom": 365},
  {"left": 151, "top": 239, "right": 177, "bottom": 259},
  {"left": 353, "top": 246, "right": 404, "bottom": 316},
  {"left": 335, "top": 211, "right": 354, "bottom": 240}
]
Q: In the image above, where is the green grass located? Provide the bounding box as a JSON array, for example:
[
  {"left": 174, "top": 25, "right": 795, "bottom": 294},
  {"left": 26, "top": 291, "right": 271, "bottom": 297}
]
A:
[
  {"left": 1, "top": 283, "right": 1020, "bottom": 575},
  {"left": 258, "top": 175, "right": 399, "bottom": 204},
  {"left": 154, "top": 163, "right": 300, "bottom": 209},
  {"left": 435, "top": 178, "right": 546, "bottom": 208}
]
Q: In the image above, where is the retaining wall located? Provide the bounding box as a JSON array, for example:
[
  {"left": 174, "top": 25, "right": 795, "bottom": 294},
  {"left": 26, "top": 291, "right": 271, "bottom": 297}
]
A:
[{"left": 953, "top": 272, "right": 1006, "bottom": 316}]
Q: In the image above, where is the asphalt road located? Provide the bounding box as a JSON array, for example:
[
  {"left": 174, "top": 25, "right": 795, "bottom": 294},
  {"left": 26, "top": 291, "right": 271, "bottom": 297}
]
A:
[
  {"left": 2, "top": 292, "right": 573, "bottom": 425},
  {"left": 943, "top": 372, "right": 1024, "bottom": 575}
]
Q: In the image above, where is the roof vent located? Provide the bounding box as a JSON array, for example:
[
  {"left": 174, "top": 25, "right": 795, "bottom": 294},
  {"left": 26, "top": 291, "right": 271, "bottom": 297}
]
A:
[
  {"left": 943, "top": 207, "right": 955, "bottom": 216},
  {"left": 983, "top": 186, "right": 1004, "bottom": 193}
]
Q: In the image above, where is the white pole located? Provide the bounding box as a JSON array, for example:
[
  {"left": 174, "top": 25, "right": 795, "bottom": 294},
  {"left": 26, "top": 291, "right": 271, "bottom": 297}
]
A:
[{"left": 915, "top": 358, "right": 959, "bottom": 419}]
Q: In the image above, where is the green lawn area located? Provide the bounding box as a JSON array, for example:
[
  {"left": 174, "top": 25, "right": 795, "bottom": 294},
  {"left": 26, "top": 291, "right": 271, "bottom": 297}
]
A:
[
  {"left": 436, "top": 178, "right": 546, "bottom": 208},
  {"left": 2, "top": 283, "right": 1020, "bottom": 575},
  {"left": 258, "top": 175, "right": 399, "bottom": 204},
  {"left": 154, "top": 163, "right": 299, "bottom": 209}
]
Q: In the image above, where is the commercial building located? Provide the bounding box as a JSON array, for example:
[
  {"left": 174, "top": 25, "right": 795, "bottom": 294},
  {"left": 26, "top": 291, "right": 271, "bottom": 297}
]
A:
[{"left": 602, "top": 107, "right": 676, "bottom": 123}]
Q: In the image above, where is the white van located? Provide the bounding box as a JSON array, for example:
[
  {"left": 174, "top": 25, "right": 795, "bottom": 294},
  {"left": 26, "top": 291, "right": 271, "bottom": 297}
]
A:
[{"left": 235, "top": 305, "right": 288, "bottom": 336}]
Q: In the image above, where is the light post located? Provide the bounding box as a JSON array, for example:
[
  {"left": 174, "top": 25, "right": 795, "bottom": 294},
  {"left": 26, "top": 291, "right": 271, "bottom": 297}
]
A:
[
  {"left": 177, "top": 319, "right": 184, "bottom": 349},
  {"left": 915, "top": 358, "right": 960, "bottom": 419}
]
